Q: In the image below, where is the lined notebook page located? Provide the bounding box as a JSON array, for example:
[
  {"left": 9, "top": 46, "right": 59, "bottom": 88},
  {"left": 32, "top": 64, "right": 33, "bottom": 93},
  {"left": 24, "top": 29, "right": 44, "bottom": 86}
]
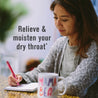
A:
[{"left": 4, "top": 83, "right": 38, "bottom": 92}]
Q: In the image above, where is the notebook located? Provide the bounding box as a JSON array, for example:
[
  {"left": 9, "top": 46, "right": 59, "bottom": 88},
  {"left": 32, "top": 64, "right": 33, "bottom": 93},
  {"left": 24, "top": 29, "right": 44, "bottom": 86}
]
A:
[{"left": 4, "top": 83, "right": 38, "bottom": 92}]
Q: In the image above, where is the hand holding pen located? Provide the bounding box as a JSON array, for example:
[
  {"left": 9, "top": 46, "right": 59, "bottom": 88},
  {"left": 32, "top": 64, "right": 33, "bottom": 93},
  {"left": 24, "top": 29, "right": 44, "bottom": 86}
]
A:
[{"left": 7, "top": 61, "right": 22, "bottom": 86}]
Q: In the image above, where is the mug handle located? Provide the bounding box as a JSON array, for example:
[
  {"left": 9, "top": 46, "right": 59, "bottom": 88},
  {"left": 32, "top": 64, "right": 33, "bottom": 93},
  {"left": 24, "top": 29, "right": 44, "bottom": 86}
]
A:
[
  {"left": 57, "top": 77, "right": 66, "bottom": 95},
  {"left": 58, "top": 88, "right": 66, "bottom": 95}
]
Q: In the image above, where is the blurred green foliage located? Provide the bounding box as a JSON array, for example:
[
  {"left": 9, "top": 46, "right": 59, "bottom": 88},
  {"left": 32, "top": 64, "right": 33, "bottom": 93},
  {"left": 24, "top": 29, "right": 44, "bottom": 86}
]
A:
[{"left": 0, "top": 0, "right": 27, "bottom": 42}]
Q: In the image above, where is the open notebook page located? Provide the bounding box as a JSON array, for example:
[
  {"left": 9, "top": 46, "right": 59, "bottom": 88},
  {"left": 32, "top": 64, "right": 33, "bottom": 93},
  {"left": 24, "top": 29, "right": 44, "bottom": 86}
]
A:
[{"left": 4, "top": 83, "right": 38, "bottom": 92}]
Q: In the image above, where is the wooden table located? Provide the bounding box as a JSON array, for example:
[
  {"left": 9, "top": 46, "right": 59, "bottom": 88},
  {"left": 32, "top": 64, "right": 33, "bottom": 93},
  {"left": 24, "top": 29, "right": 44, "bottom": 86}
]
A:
[{"left": 0, "top": 75, "right": 79, "bottom": 98}]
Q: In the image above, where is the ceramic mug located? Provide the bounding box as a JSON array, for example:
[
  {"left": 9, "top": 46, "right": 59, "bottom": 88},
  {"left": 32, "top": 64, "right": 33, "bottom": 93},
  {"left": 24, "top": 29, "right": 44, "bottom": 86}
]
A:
[{"left": 37, "top": 73, "right": 58, "bottom": 98}]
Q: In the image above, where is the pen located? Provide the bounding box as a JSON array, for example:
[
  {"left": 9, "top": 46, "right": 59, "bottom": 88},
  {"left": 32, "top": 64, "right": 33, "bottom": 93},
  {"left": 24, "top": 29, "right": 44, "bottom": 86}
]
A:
[{"left": 6, "top": 61, "right": 20, "bottom": 86}]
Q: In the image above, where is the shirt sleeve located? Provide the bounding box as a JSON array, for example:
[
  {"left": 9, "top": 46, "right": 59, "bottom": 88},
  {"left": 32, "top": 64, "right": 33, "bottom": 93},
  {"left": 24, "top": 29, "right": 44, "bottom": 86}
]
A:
[
  {"left": 19, "top": 37, "right": 65, "bottom": 83},
  {"left": 58, "top": 42, "right": 98, "bottom": 97}
]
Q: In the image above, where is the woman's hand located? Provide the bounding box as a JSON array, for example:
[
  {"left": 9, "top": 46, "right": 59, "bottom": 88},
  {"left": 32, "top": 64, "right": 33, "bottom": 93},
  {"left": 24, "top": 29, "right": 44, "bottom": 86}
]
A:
[{"left": 8, "top": 74, "right": 23, "bottom": 86}]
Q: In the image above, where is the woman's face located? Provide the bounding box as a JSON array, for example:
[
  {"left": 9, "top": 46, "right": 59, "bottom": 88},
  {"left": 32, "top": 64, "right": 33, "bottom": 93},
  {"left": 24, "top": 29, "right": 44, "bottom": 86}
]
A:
[{"left": 53, "top": 4, "right": 78, "bottom": 37}]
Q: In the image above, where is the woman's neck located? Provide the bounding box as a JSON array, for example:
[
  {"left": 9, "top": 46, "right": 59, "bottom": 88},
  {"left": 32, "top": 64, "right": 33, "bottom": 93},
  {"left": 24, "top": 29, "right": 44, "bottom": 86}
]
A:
[
  {"left": 68, "top": 34, "right": 79, "bottom": 46},
  {"left": 68, "top": 39, "right": 78, "bottom": 46}
]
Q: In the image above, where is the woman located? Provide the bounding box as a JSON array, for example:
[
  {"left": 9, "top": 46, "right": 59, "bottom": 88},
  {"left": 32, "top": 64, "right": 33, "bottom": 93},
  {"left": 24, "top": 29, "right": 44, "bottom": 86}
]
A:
[{"left": 8, "top": 0, "right": 98, "bottom": 97}]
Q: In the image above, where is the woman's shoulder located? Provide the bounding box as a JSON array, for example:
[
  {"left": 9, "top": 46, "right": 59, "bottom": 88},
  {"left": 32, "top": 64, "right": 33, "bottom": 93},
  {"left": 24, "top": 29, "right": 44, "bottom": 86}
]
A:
[
  {"left": 54, "top": 36, "right": 68, "bottom": 45},
  {"left": 50, "top": 36, "right": 68, "bottom": 52},
  {"left": 89, "top": 41, "right": 98, "bottom": 51},
  {"left": 57, "top": 36, "right": 68, "bottom": 41},
  {"left": 87, "top": 41, "right": 98, "bottom": 55}
]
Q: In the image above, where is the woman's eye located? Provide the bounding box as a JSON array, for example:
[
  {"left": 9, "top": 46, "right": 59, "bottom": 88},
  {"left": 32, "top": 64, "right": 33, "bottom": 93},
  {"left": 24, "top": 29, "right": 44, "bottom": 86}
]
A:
[
  {"left": 53, "top": 17, "right": 68, "bottom": 22},
  {"left": 53, "top": 17, "right": 58, "bottom": 20},
  {"left": 61, "top": 19, "right": 68, "bottom": 22}
]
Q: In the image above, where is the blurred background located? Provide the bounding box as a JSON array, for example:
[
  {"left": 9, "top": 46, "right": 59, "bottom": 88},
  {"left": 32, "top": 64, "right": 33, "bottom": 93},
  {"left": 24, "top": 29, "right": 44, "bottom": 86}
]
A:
[{"left": 0, "top": 0, "right": 98, "bottom": 77}]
